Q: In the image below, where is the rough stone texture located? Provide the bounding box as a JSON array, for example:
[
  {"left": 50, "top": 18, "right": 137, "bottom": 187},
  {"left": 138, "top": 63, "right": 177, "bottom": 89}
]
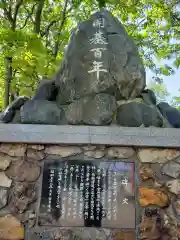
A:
[
  {"left": 161, "top": 161, "right": 180, "bottom": 178},
  {"left": 0, "top": 143, "right": 179, "bottom": 240},
  {"left": 139, "top": 166, "right": 154, "bottom": 181},
  {"left": 55, "top": 10, "right": 145, "bottom": 105},
  {"left": 137, "top": 148, "right": 180, "bottom": 163},
  {"left": 28, "top": 144, "right": 45, "bottom": 151},
  {"left": 158, "top": 101, "right": 180, "bottom": 128},
  {"left": 0, "top": 107, "right": 14, "bottom": 123},
  {"left": 20, "top": 100, "right": 62, "bottom": 124},
  {"left": 0, "top": 187, "right": 8, "bottom": 209},
  {"left": 6, "top": 160, "right": 41, "bottom": 182},
  {"left": 44, "top": 145, "right": 82, "bottom": 157},
  {"left": 0, "top": 143, "right": 26, "bottom": 157},
  {"left": 27, "top": 149, "right": 45, "bottom": 161},
  {"left": 65, "top": 94, "right": 117, "bottom": 125},
  {"left": 140, "top": 89, "right": 156, "bottom": 105},
  {"left": 139, "top": 187, "right": 169, "bottom": 207},
  {"left": 0, "top": 153, "right": 12, "bottom": 170},
  {"left": 107, "top": 147, "right": 135, "bottom": 158},
  {"left": 65, "top": 99, "right": 84, "bottom": 125},
  {"left": 174, "top": 199, "right": 180, "bottom": 216},
  {"left": 22, "top": 210, "right": 36, "bottom": 228},
  {"left": 0, "top": 96, "right": 29, "bottom": 123},
  {"left": 116, "top": 101, "right": 163, "bottom": 127},
  {"left": 84, "top": 149, "right": 105, "bottom": 158},
  {"left": 32, "top": 79, "right": 58, "bottom": 101},
  {"left": 8, "top": 182, "right": 36, "bottom": 214},
  {"left": 166, "top": 180, "right": 180, "bottom": 195},
  {"left": 0, "top": 214, "right": 24, "bottom": 239},
  {"left": 0, "top": 153, "right": 22, "bottom": 163},
  {"left": 83, "top": 94, "right": 117, "bottom": 125},
  {"left": 0, "top": 172, "right": 12, "bottom": 188},
  {"left": 11, "top": 110, "right": 21, "bottom": 123},
  {"left": 28, "top": 229, "right": 136, "bottom": 240}
]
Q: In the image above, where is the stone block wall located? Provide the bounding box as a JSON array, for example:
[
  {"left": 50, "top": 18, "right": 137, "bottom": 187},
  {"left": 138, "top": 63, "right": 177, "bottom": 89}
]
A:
[{"left": 0, "top": 143, "right": 179, "bottom": 240}]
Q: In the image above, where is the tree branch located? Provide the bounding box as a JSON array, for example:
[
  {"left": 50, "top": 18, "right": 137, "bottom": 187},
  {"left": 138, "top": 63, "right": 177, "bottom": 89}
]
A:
[
  {"left": 53, "top": 0, "right": 70, "bottom": 57},
  {"left": 2, "top": 0, "right": 13, "bottom": 24},
  {"left": 2, "top": 0, "right": 23, "bottom": 29},
  {"left": 41, "top": 4, "right": 73, "bottom": 37},
  {"left": 20, "top": 3, "right": 37, "bottom": 29},
  {"left": 60, "top": 0, "right": 70, "bottom": 31},
  {"left": 41, "top": 20, "right": 56, "bottom": 37},
  {"left": 13, "top": 0, "right": 23, "bottom": 26},
  {"left": 34, "top": 0, "right": 45, "bottom": 34}
]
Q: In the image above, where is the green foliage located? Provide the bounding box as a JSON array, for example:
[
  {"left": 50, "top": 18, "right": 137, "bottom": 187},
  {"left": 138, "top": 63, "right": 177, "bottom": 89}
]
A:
[
  {"left": 0, "top": 0, "right": 179, "bottom": 109},
  {"left": 148, "top": 80, "right": 170, "bottom": 103},
  {"left": 172, "top": 91, "right": 180, "bottom": 110}
]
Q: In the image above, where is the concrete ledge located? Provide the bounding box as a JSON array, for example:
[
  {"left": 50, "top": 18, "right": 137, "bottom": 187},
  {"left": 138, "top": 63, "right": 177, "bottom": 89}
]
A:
[{"left": 0, "top": 124, "right": 180, "bottom": 147}]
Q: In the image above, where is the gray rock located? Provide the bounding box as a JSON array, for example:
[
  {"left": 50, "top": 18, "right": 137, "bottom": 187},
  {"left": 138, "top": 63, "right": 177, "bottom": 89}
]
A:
[
  {"left": 161, "top": 161, "right": 180, "bottom": 178},
  {"left": 166, "top": 180, "right": 180, "bottom": 195},
  {"left": 10, "top": 96, "right": 29, "bottom": 110},
  {"left": 6, "top": 160, "right": 41, "bottom": 182},
  {"left": 65, "top": 98, "right": 86, "bottom": 125},
  {"left": 54, "top": 10, "right": 145, "bottom": 105},
  {"left": 0, "top": 108, "right": 14, "bottom": 123},
  {"left": 0, "top": 172, "right": 12, "bottom": 188},
  {"left": 0, "top": 187, "right": 8, "bottom": 209},
  {"left": 141, "top": 89, "right": 156, "bottom": 105},
  {"left": 175, "top": 155, "right": 180, "bottom": 164},
  {"left": 11, "top": 110, "right": 21, "bottom": 123},
  {"left": 65, "top": 94, "right": 117, "bottom": 125},
  {"left": 173, "top": 199, "right": 180, "bottom": 216},
  {"left": 158, "top": 102, "right": 180, "bottom": 128},
  {"left": 20, "top": 100, "right": 62, "bottom": 124},
  {"left": 22, "top": 210, "right": 36, "bottom": 228},
  {"left": 0, "top": 96, "right": 29, "bottom": 123},
  {"left": 8, "top": 182, "right": 36, "bottom": 214},
  {"left": 0, "top": 112, "right": 3, "bottom": 123},
  {"left": 116, "top": 102, "right": 163, "bottom": 127},
  {"left": 83, "top": 94, "right": 117, "bottom": 125},
  {"left": 32, "top": 79, "right": 57, "bottom": 101}
]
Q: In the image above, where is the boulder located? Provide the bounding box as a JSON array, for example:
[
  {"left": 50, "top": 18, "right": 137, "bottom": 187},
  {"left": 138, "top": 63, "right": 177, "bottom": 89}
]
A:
[
  {"left": 157, "top": 102, "right": 180, "bottom": 128},
  {"left": 0, "top": 96, "right": 29, "bottom": 123},
  {"left": 141, "top": 89, "right": 156, "bottom": 105},
  {"left": 11, "top": 110, "right": 21, "bottom": 123},
  {"left": 20, "top": 100, "right": 62, "bottom": 124},
  {"left": 54, "top": 10, "right": 146, "bottom": 105},
  {"left": 116, "top": 101, "right": 163, "bottom": 127},
  {"left": 83, "top": 93, "right": 117, "bottom": 125},
  {"left": 0, "top": 107, "right": 14, "bottom": 123},
  {"left": 65, "top": 93, "right": 117, "bottom": 125},
  {"left": 32, "top": 79, "right": 57, "bottom": 101}
]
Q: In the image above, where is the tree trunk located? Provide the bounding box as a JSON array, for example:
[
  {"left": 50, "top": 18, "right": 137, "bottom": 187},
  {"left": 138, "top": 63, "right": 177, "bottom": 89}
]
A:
[{"left": 4, "top": 57, "right": 12, "bottom": 108}]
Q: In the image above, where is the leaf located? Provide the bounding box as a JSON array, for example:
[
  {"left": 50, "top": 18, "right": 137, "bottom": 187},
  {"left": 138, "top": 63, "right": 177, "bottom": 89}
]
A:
[{"left": 0, "top": 0, "right": 179, "bottom": 110}]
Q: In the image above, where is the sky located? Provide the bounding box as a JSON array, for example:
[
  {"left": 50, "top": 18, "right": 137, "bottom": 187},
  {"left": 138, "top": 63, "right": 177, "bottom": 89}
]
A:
[{"left": 147, "top": 59, "right": 180, "bottom": 102}]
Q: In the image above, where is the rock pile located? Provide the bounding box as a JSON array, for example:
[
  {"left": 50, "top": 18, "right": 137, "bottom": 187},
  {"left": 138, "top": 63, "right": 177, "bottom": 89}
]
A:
[{"left": 1, "top": 10, "right": 179, "bottom": 127}]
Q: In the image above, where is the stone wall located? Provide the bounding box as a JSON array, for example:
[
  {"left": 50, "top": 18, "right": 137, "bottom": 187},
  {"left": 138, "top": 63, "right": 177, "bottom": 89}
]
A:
[{"left": 0, "top": 143, "right": 179, "bottom": 240}]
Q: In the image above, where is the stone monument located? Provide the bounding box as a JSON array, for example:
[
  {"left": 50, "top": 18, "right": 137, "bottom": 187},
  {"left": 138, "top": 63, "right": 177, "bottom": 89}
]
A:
[
  {"left": 0, "top": 10, "right": 176, "bottom": 128},
  {"left": 0, "top": 9, "right": 180, "bottom": 240}
]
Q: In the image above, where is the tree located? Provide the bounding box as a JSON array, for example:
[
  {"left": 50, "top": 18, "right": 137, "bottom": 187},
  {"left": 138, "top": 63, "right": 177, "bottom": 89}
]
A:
[
  {"left": 172, "top": 92, "right": 180, "bottom": 110},
  {"left": 0, "top": 0, "right": 74, "bottom": 107},
  {"left": 148, "top": 80, "right": 170, "bottom": 103},
  {"left": 0, "top": 0, "right": 179, "bottom": 109}
]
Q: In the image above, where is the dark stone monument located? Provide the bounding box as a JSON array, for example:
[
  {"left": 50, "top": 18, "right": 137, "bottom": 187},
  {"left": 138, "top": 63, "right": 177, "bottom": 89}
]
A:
[
  {"left": 38, "top": 160, "right": 136, "bottom": 229},
  {"left": 1, "top": 10, "right": 173, "bottom": 128}
]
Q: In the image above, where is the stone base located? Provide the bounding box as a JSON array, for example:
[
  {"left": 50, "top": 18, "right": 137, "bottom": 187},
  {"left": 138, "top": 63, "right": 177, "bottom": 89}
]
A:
[{"left": 0, "top": 143, "right": 179, "bottom": 240}]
